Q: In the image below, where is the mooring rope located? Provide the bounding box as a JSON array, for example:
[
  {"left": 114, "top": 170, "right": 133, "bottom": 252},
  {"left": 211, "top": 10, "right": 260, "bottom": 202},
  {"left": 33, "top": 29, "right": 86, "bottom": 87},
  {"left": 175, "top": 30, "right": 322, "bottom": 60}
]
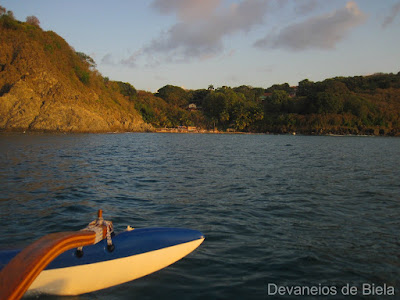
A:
[{"left": 77, "top": 209, "right": 114, "bottom": 255}]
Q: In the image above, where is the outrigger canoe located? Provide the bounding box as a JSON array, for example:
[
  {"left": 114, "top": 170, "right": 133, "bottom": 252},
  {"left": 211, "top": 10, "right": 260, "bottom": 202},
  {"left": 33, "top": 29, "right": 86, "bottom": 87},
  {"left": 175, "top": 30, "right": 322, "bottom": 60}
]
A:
[{"left": 0, "top": 211, "right": 204, "bottom": 298}]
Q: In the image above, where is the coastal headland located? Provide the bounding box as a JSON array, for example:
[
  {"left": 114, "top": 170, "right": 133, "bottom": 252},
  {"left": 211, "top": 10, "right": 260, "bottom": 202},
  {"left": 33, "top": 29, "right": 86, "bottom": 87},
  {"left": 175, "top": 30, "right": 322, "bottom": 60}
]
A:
[{"left": 0, "top": 9, "right": 399, "bottom": 136}]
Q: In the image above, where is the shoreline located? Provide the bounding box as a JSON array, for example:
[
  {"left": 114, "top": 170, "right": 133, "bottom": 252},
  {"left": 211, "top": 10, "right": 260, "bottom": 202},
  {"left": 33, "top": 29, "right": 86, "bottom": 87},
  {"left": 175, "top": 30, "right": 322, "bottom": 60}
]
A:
[{"left": 1, "top": 128, "right": 398, "bottom": 137}]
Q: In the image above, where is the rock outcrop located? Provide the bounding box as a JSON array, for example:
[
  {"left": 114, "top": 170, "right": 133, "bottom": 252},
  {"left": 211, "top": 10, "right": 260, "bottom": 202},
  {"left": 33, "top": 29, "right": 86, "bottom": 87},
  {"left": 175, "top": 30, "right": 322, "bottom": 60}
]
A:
[{"left": 0, "top": 16, "right": 151, "bottom": 133}]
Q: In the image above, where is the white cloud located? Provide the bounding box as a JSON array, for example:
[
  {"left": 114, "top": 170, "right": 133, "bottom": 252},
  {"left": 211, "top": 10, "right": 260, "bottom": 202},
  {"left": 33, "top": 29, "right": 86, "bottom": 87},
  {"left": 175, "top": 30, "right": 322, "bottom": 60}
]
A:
[
  {"left": 151, "top": 0, "right": 221, "bottom": 21},
  {"left": 382, "top": 1, "right": 400, "bottom": 28},
  {"left": 120, "top": 50, "right": 143, "bottom": 68},
  {"left": 294, "top": 0, "right": 320, "bottom": 15},
  {"left": 101, "top": 53, "right": 114, "bottom": 65},
  {"left": 145, "top": 0, "right": 270, "bottom": 62},
  {"left": 254, "top": 1, "right": 367, "bottom": 51}
]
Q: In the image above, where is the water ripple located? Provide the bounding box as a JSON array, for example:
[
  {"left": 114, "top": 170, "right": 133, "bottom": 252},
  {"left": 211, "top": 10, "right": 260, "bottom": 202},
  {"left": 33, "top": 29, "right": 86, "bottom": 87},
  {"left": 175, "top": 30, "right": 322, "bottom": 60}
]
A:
[{"left": 1, "top": 133, "right": 400, "bottom": 299}]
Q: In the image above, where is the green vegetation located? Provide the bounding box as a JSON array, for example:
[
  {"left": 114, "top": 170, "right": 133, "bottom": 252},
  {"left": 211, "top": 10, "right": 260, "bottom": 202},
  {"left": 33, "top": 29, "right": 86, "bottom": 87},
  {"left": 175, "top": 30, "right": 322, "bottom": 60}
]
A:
[
  {"left": 135, "top": 73, "right": 400, "bottom": 136},
  {"left": 132, "top": 90, "right": 203, "bottom": 128},
  {"left": 0, "top": 8, "right": 148, "bottom": 133},
  {"left": 74, "top": 66, "right": 90, "bottom": 84},
  {"left": 115, "top": 81, "right": 137, "bottom": 99},
  {"left": 0, "top": 5, "right": 399, "bottom": 135}
]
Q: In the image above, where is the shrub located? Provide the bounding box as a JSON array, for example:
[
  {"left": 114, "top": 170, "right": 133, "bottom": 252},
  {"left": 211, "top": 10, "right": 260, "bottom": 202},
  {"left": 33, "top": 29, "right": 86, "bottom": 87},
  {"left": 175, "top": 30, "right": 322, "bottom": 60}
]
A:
[
  {"left": 74, "top": 66, "right": 90, "bottom": 85},
  {"left": 26, "top": 15, "right": 40, "bottom": 27}
]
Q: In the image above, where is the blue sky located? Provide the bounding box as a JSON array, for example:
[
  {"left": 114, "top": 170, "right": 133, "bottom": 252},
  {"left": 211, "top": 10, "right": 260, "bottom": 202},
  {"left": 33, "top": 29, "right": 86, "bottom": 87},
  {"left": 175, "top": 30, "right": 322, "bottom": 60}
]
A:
[{"left": 2, "top": 0, "right": 400, "bottom": 92}]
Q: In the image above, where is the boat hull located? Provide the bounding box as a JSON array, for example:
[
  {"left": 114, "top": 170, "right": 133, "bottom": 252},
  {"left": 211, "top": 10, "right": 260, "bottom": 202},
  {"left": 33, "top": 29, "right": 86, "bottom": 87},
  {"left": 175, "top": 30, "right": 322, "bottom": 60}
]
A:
[{"left": 0, "top": 227, "right": 204, "bottom": 296}]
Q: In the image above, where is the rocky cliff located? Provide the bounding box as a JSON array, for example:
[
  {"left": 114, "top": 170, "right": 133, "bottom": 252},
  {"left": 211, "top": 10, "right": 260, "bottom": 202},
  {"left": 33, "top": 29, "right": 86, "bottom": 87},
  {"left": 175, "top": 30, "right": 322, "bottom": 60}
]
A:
[{"left": 0, "top": 15, "right": 151, "bottom": 133}]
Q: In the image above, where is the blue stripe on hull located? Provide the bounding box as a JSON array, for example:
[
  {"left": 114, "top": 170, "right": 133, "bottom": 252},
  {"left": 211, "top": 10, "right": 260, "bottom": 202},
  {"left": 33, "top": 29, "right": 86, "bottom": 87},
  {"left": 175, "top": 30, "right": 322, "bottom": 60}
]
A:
[{"left": 0, "top": 228, "right": 204, "bottom": 270}]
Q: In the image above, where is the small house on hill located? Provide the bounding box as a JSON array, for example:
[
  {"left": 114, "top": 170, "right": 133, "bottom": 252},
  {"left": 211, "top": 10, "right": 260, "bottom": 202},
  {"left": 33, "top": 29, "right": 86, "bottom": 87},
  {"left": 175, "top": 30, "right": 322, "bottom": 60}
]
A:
[
  {"left": 187, "top": 103, "right": 197, "bottom": 111},
  {"left": 259, "top": 93, "right": 272, "bottom": 101}
]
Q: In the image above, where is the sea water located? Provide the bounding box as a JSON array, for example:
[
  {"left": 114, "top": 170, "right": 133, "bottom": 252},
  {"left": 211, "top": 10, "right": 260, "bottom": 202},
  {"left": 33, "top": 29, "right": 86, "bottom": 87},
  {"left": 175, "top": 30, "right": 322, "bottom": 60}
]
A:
[{"left": 1, "top": 133, "right": 399, "bottom": 299}]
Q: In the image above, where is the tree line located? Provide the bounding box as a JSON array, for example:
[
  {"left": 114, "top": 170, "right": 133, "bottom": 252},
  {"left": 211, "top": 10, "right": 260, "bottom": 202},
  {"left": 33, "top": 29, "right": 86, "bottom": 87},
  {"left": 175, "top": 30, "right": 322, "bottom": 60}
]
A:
[
  {"left": 1, "top": 5, "right": 398, "bottom": 135},
  {"left": 118, "top": 72, "right": 400, "bottom": 135},
  {"left": 0, "top": 6, "right": 40, "bottom": 27}
]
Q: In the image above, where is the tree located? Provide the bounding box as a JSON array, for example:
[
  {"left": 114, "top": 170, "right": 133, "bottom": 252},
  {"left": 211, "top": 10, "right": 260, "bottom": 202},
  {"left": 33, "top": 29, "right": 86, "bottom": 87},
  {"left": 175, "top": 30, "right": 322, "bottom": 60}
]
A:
[
  {"left": 266, "top": 83, "right": 291, "bottom": 93},
  {"left": 234, "top": 85, "right": 266, "bottom": 103},
  {"left": 344, "top": 95, "right": 369, "bottom": 120},
  {"left": 116, "top": 81, "right": 137, "bottom": 100},
  {"left": 0, "top": 6, "right": 15, "bottom": 20},
  {"left": 252, "top": 87, "right": 265, "bottom": 102},
  {"left": 265, "top": 90, "right": 290, "bottom": 113},
  {"left": 155, "top": 85, "right": 189, "bottom": 107},
  {"left": 297, "top": 79, "right": 315, "bottom": 97},
  {"left": 203, "top": 91, "right": 227, "bottom": 122},
  {"left": 315, "top": 92, "right": 343, "bottom": 114},
  {"left": 190, "top": 89, "right": 209, "bottom": 106},
  {"left": 232, "top": 100, "right": 263, "bottom": 131},
  {"left": 322, "top": 80, "right": 349, "bottom": 95},
  {"left": 26, "top": 15, "right": 40, "bottom": 27},
  {"left": 74, "top": 66, "right": 90, "bottom": 85},
  {"left": 76, "top": 52, "right": 97, "bottom": 70},
  {"left": 6, "top": 10, "right": 15, "bottom": 20}
]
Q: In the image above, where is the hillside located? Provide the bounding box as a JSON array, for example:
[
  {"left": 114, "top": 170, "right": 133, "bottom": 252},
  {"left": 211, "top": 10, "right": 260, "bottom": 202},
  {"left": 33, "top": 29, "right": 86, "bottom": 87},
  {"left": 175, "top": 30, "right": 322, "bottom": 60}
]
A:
[
  {"left": 140, "top": 76, "right": 400, "bottom": 136},
  {"left": 1, "top": 9, "right": 399, "bottom": 136},
  {"left": 0, "top": 12, "right": 150, "bottom": 133}
]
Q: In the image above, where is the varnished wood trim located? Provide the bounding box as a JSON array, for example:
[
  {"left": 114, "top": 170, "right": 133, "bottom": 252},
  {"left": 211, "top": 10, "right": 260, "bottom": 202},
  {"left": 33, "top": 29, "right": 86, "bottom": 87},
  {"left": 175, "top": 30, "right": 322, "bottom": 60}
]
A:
[{"left": 0, "top": 231, "right": 96, "bottom": 300}]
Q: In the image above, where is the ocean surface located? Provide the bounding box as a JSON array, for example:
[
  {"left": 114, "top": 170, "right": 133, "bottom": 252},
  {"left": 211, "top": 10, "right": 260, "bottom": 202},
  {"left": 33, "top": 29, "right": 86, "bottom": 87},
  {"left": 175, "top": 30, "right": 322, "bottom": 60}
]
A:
[{"left": 0, "top": 133, "right": 399, "bottom": 299}]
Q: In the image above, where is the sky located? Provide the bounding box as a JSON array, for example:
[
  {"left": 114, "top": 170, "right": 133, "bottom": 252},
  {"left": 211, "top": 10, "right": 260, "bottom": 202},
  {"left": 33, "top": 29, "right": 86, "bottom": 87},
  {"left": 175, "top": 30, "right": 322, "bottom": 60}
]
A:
[{"left": 2, "top": 0, "right": 400, "bottom": 92}]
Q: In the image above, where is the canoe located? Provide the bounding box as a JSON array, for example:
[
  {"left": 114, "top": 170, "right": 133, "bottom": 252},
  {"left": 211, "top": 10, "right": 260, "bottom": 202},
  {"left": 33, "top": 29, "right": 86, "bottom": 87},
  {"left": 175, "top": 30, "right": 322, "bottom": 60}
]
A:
[{"left": 0, "top": 227, "right": 204, "bottom": 296}]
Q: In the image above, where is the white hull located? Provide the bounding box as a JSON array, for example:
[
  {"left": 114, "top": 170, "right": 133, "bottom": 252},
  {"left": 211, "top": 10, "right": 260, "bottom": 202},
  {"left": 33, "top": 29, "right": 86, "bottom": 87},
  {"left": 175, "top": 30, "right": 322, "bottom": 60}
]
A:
[{"left": 26, "top": 238, "right": 204, "bottom": 296}]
